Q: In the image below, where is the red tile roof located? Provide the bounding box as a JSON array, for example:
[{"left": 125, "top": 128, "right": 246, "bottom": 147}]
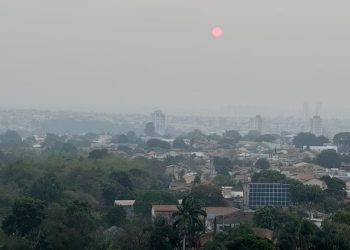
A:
[{"left": 204, "top": 207, "right": 239, "bottom": 215}]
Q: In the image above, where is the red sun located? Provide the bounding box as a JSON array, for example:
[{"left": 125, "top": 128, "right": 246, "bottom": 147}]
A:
[{"left": 211, "top": 27, "right": 223, "bottom": 38}]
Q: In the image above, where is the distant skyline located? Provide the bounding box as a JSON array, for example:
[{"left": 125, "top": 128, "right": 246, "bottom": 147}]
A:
[
  {"left": 1, "top": 1, "right": 350, "bottom": 116},
  {"left": 1, "top": 103, "right": 350, "bottom": 121}
]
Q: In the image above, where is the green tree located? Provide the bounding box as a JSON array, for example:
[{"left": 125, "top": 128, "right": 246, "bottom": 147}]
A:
[
  {"left": 258, "top": 134, "right": 275, "bottom": 142},
  {"left": 213, "top": 157, "right": 232, "bottom": 175},
  {"left": 2, "top": 197, "right": 45, "bottom": 236},
  {"left": 42, "top": 133, "right": 64, "bottom": 152},
  {"left": 223, "top": 130, "right": 241, "bottom": 141},
  {"left": 321, "top": 176, "right": 346, "bottom": 200},
  {"left": 22, "top": 136, "right": 37, "bottom": 147},
  {"left": 39, "top": 202, "right": 99, "bottom": 250},
  {"left": 334, "top": 132, "right": 350, "bottom": 146},
  {"left": 254, "top": 206, "right": 301, "bottom": 249},
  {"left": 172, "top": 195, "right": 207, "bottom": 250},
  {"left": 201, "top": 240, "right": 225, "bottom": 250},
  {"left": 110, "top": 171, "right": 134, "bottom": 190},
  {"left": 251, "top": 170, "right": 287, "bottom": 183},
  {"left": 134, "top": 190, "right": 178, "bottom": 215},
  {"left": 316, "top": 149, "right": 341, "bottom": 168},
  {"left": 60, "top": 142, "right": 78, "bottom": 157},
  {"left": 0, "top": 130, "right": 23, "bottom": 149},
  {"left": 298, "top": 220, "right": 320, "bottom": 250},
  {"left": 212, "top": 174, "right": 236, "bottom": 187},
  {"left": 187, "top": 129, "right": 207, "bottom": 142},
  {"left": 315, "top": 220, "right": 350, "bottom": 250},
  {"left": 190, "top": 185, "right": 227, "bottom": 207},
  {"left": 332, "top": 207, "right": 350, "bottom": 225},
  {"left": 126, "top": 131, "right": 137, "bottom": 143},
  {"left": 144, "top": 122, "right": 156, "bottom": 137},
  {"left": 88, "top": 148, "right": 108, "bottom": 159},
  {"left": 118, "top": 134, "right": 129, "bottom": 143},
  {"left": 29, "top": 173, "right": 64, "bottom": 203},
  {"left": 293, "top": 132, "right": 317, "bottom": 148},
  {"left": 194, "top": 175, "right": 201, "bottom": 185},
  {"left": 114, "top": 216, "right": 152, "bottom": 250},
  {"left": 101, "top": 171, "right": 135, "bottom": 205},
  {"left": 253, "top": 206, "right": 279, "bottom": 230},
  {"left": 105, "top": 205, "right": 126, "bottom": 227},
  {"left": 255, "top": 158, "right": 270, "bottom": 170},
  {"left": 320, "top": 197, "right": 340, "bottom": 213},
  {"left": 173, "top": 138, "right": 187, "bottom": 149},
  {"left": 117, "top": 145, "right": 132, "bottom": 154},
  {"left": 149, "top": 216, "right": 180, "bottom": 250},
  {"left": 0, "top": 150, "right": 5, "bottom": 162},
  {"left": 209, "top": 227, "right": 274, "bottom": 250},
  {"left": 316, "top": 136, "right": 330, "bottom": 145},
  {"left": 101, "top": 182, "right": 134, "bottom": 206},
  {"left": 243, "top": 130, "right": 261, "bottom": 141},
  {"left": 64, "top": 200, "right": 97, "bottom": 248},
  {"left": 147, "top": 139, "right": 171, "bottom": 150},
  {"left": 288, "top": 179, "right": 324, "bottom": 204},
  {"left": 225, "top": 233, "right": 274, "bottom": 250}
]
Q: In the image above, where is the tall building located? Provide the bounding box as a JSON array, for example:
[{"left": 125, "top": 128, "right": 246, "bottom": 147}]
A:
[
  {"left": 243, "top": 183, "right": 290, "bottom": 210},
  {"left": 310, "top": 115, "right": 322, "bottom": 136},
  {"left": 152, "top": 110, "right": 166, "bottom": 136},
  {"left": 302, "top": 102, "right": 310, "bottom": 132},
  {"left": 249, "top": 115, "right": 263, "bottom": 134}
]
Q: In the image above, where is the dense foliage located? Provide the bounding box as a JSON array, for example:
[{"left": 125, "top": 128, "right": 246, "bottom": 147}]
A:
[
  {"left": 0, "top": 151, "right": 173, "bottom": 249},
  {"left": 293, "top": 132, "right": 329, "bottom": 148},
  {"left": 254, "top": 158, "right": 270, "bottom": 170},
  {"left": 203, "top": 226, "right": 274, "bottom": 250},
  {"left": 252, "top": 170, "right": 345, "bottom": 213}
]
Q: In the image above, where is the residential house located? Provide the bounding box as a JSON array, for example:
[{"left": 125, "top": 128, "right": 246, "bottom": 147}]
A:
[
  {"left": 204, "top": 207, "right": 240, "bottom": 231},
  {"left": 215, "top": 210, "right": 254, "bottom": 232},
  {"left": 183, "top": 172, "right": 197, "bottom": 184},
  {"left": 151, "top": 205, "right": 178, "bottom": 219},
  {"left": 165, "top": 165, "right": 184, "bottom": 181},
  {"left": 114, "top": 200, "right": 135, "bottom": 216},
  {"left": 151, "top": 204, "right": 240, "bottom": 232},
  {"left": 221, "top": 186, "right": 243, "bottom": 199},
  {"left": 303, "top": 178, "right": 327, "bottom": 190},
  {"left": 169, "top": 182, "right": 193, "bottom": 192}
]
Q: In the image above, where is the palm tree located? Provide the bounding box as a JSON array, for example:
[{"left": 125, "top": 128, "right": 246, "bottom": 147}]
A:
[{"left": 172, "top": 195, "right": 207, "bottom": 250}]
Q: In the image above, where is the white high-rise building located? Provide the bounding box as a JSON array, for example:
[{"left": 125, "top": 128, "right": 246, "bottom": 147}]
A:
[
  {"left": 310, "top": 115, "right": 322, "bottom": 136},
  {"left": 152, "top": 110, "right": 166, "bottom": 136},
  {"left": 303, "top": 102, "right": 310, "bottom": 132},
  {"left": 249, "top": 115, "right": 263, "bottom": 134}
]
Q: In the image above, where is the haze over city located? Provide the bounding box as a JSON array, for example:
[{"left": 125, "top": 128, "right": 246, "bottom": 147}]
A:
[
  {"left": 1, "top": 0, "right": 350, "bottom": 117},
  {"left": 3, "top": 1, "right": 350, "bottom": 249}
]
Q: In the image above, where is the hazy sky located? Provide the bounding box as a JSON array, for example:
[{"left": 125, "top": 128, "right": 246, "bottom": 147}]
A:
[{"left": 1, "top": 0, "right": 350, "bottom": 115}]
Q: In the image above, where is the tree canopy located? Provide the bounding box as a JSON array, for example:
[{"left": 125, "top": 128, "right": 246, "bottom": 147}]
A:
[
  {"left": 0, "top": 130, "right": 22, "bottom": 149},
  {"left": 204, "top": 227, "right": 274, "bottom": 250},
  {"left": 293, "top": 132, "right": 329, "bottom": 148},
  {"left": 254, "top": 158, "right": 270, "bottom": 170},
  {"left": 334, "top": 132, "right": 350, "bottom": 146},
  {"left": 251, "top": 170, "right": 287, "bottom": 183},
  {"left": 88, "top": 149, "right": 108, "bottom": 159},
  {"left": 223, "top": 130, "right": 241, "bottom": 143},
  {"left": 144, "top": 122, "right": 156, "bottom": 137},
  {"left": 316, "top": 149, "right": 341, "bottom": 168},
  {"left": 147, "top": 139, "right": 171, "bottom": 150},
  {"left": 190, "top": 185, "right": 227, "bottom": 207},
  {"left": 213, "top": 157, "right": 232, "bottom": 175},
  {"left": 2, "top": 197, "right": 45, "bottom": 236},
  {"left": 173, "top": 138, "right": 187, "bottom": 149},
  {"left": 134, "top": 190, "right": 178, "bottom": 215}
]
